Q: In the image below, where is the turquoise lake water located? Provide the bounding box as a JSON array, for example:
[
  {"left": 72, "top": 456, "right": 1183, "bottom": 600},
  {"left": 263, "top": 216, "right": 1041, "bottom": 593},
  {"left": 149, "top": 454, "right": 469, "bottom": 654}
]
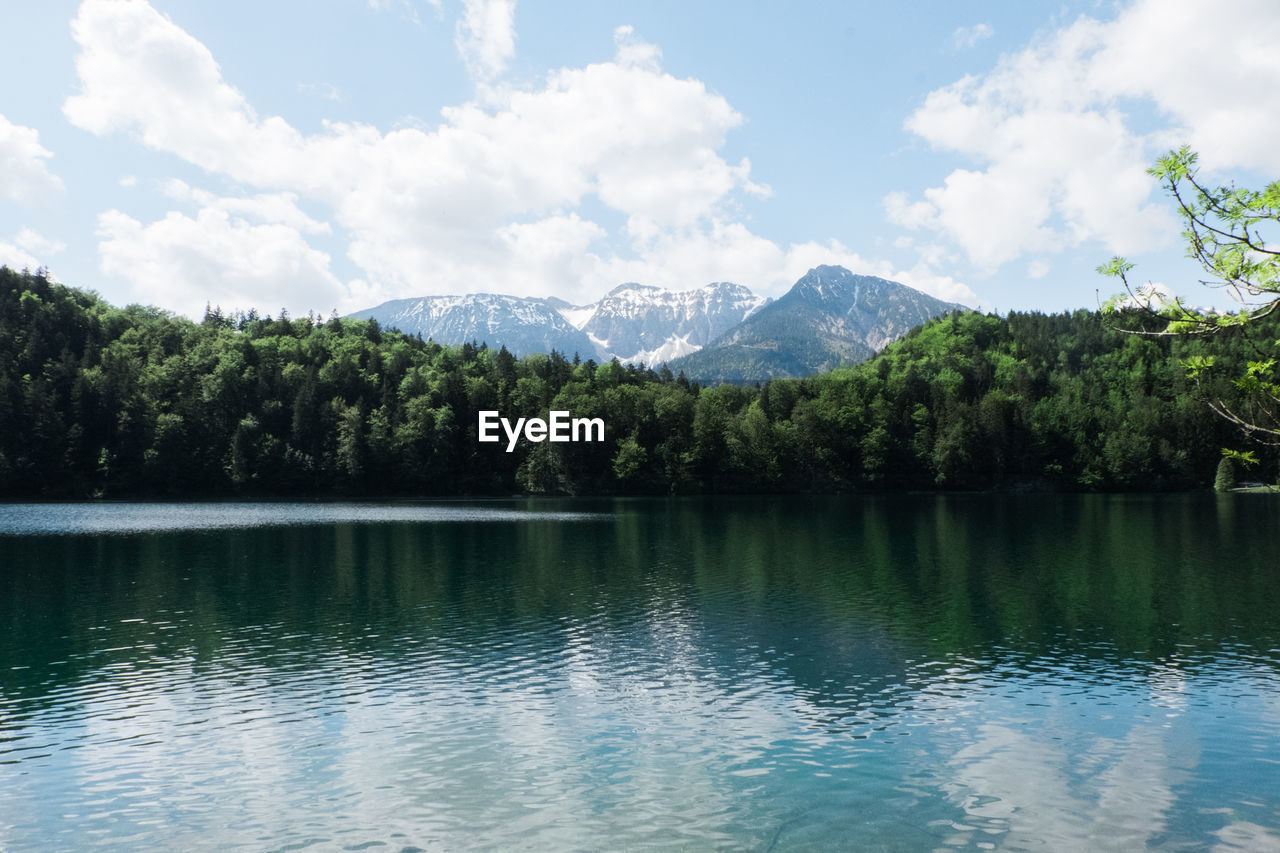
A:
[{"left": 1, "top": 495, "right": 1278, "bottom": 850}]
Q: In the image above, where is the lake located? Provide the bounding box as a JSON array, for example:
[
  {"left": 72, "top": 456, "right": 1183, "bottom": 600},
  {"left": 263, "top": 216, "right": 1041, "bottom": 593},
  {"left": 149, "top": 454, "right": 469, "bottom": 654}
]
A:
[{"left": 1, "top": 495, "right": 1278, "bottom": 850}]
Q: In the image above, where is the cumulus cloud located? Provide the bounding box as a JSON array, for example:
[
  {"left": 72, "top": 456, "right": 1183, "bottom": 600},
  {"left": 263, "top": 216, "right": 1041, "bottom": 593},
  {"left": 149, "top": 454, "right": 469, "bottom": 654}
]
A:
[
  {"left": 63, "top": 1, "right": 308, "bottom": 184},
  {"left": 591, "top": 224, "right": 975, "bottom": 305},
  {"left": 96, "top": 205, "right": 346, "bottom": 318},
  {"left": 0, "top": 114, "right": 64, "bottom": 203},
  {"left": 612, "top": 24, "right": 660, "bottom": 71},
  {"left": 0, "top": 243, "right": 42, "bottom": 272},
  {"left": 883, "top": 190, "right": 936, "bottom": 230},
  {"left": 950, "top": 23, "right": 993, "bottom": 50},
  {"left": 455, "top": 0, "right": 516, "bottom": 81},
  {"left": 1089, "top": 0, "right": 1280, "bottom": 173},
  {"left": 890, "top": 0, "right": 1280, "bottom": 273},
  {"left": 64, "top": 0, "right": 971, "bottom": 311},
  {"left": 780, "top": 240, "right": 973, "bottom": 305},
  {"left": 159, "top": 179, "right": 332, "bottom": 235},
  {"left": 0, "top": 228, "right": 65, "bottom": 272},
  {"left": 14, "top": 228, "right": 66, "bottom": 257}
]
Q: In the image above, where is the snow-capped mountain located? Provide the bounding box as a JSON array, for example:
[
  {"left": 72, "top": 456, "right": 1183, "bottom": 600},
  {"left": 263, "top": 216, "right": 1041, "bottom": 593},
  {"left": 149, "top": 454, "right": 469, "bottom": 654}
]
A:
[
  {"left": 568, "top": 282, "right": 768, "bottom": 364},
  {"left": 345, "top": 293, "right": 597, "bottom": 358},
  {"left": 347, "top": 266, "right": 968, "bottom": 379},
  {"left": 349, "top": 282, "right": 769, "bottom": 362},
  {"left": 668, "top": 266, "right": 967, "bottom": 382}
]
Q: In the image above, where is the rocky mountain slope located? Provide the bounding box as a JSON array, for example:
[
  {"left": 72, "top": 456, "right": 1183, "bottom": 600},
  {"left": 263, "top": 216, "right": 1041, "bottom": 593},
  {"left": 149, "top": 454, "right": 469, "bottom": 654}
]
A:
[
  {"left": 346, "top": 293, "right": 596, "bottom": 358},
  {"left": 667, "top": 266, "right": 967, "bottom": 382},
  {"left": 348, "top": 266, "right": 967, "bottom": 379},
  {"left": 574, "top": 281, "right": 768, "bottom": 363}
]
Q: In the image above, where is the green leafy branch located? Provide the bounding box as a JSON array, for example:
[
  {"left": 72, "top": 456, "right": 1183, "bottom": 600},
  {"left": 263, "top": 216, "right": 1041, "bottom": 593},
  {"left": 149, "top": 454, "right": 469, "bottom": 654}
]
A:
[{"left": 1100, "top": 147, "right": 1280, "bottom": 445}]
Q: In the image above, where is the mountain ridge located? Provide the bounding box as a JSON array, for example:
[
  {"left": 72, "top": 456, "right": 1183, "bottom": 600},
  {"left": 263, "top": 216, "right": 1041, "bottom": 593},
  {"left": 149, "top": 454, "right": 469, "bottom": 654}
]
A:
[
  {"left": 668, "top": 266, "right": 967, "bottom": 381},
  {"left": 346, "top": 292, "right": 597, "bottom": 360},
  {"left": 348, "top": 266, "right": 967, "bottom": 380}
]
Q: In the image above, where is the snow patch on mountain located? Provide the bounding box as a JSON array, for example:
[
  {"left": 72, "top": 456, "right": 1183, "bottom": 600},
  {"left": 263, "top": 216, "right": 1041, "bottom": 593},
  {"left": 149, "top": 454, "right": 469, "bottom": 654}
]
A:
[
  {"left": 556, "top": 304, "right": 596, "bottom": 330},
  {"left": 622, "top": 333, "right": 702, "bottom": 365},
  {"left": 346, "top": 293, "right": 597, "bottom": 358},
  {"left": 349, "top": 267, "right": 950, "bottom": 376},
  {"left": 581, "top": 281, "right": 769, "bottom": 362}
]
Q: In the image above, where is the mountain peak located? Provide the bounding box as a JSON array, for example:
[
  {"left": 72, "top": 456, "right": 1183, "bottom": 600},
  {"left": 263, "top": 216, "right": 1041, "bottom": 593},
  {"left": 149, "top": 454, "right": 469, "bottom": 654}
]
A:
[
  {"left": 607, "top": 282, "right": 657, "bottom": 296},
  {"left": 346, "top": 292, "right": 597, "bottom": 358},
  {"left": 583, "top": 280, "right": 768, "bottom": 362},
  {"left": 795, "top": 265, "right": 864, "bottom": 288},
  {"left": 808, "top": 264, "right": 853, "bottom": 276},
  {"left": 788, "top": 266, "right": 919, "bottom": 305},
  {"left": 347, "top": 265, "right": 965, "bottom": 381},
  {"left": 669, "top": 266, "right": 965, "bottom": 382},
  {"left": 700, "top": 281, "right": 755, "bottom": 296}
]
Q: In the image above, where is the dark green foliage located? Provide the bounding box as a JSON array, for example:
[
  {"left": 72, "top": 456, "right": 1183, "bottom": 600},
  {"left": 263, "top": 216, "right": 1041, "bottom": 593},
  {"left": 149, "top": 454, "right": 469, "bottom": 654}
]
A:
[
  {"left": 1100, "top": 148, "right": 1280, "bottom": 445},
  {"left": 1214, "top": 457, "right": 1237, "bottom": 492},
  {"left": 0, "top": 266, "right": 1274, "bottom": 497}
]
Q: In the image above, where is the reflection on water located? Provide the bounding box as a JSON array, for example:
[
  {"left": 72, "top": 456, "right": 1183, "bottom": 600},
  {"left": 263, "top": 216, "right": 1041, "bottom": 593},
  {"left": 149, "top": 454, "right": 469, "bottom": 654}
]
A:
[
  {"left": 0, "top": 501, "right": 600, "bottom": 535},
  {"left": 1, "top": 495, "right": 1279, "bottom": 850}
]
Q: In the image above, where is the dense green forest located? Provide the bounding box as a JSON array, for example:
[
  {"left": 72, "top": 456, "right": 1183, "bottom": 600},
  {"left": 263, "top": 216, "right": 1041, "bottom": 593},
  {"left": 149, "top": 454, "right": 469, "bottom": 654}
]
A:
[{"left": 0, "top": 266, "right": 1274, "bottom": 497}]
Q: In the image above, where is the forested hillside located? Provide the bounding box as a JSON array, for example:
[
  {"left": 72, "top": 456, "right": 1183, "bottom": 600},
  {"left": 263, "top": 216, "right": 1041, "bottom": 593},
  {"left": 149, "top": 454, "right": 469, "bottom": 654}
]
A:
[{"left": 0, "top": 266, "right": 1272, "bottom": 497}]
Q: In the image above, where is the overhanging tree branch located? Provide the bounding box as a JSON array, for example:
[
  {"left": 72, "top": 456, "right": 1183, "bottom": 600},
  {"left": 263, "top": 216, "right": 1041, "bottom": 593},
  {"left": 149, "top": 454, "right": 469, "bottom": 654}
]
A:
[{"left": 1099, "top": 146, "right": 1280, "bottom": 449}]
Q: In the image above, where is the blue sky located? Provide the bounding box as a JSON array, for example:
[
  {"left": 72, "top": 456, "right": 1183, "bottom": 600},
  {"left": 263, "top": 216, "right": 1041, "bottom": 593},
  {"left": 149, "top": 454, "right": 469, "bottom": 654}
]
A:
[{"left": 2, "top": 0, "right": 1279, "bottom": 317}]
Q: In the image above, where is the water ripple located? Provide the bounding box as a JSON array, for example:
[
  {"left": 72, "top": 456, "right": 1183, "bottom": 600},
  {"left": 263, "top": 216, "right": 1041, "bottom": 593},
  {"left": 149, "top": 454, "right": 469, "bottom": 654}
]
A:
[{"left": 2, "top": 497, "right": 1280, "bottom": 849}]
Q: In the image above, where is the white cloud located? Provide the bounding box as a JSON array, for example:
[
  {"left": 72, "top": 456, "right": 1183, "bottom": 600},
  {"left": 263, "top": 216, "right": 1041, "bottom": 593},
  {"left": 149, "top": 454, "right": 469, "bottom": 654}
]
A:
[
  {"left": 64, "top": 0, "right": 973, "bottom": 311},
  {"left": 160, "top": 179, "right": 332, "bottom": 235},
  {"left": 455, "top": 0, "right": 516, "bottom": 81},
  {"left": 96, "top": 206, "right": 347, "bottom": 317},
  {"left": 62, "top": 0, "right": 742, "bottom": 226},
  {"left": 781, "top": 240, "right": 974, "bottom": 305},
  {"left": 0, "top": 114, "right": 64, "bottom": 203},
  {"left": 484, "top": 213, "right": 609, "bottom": 297},
  {"left": 1027, "top": 259, "right": 1050, "bottom": 279},
  {"left": 588, "top": 224, "right": 975, "bottom": 305},
  {"left": 0, "top": 228, "right": 63, "bottom": 273},
  {"left": 883, "top": 190, "right": 937, "bottom": 230},
  {"left": 92, "top": 176, "right": 345, "bottom": 317},
  {"left": 1089, "top": 0, "right": 1280, "bottom": 174},
  {"left": 0, "top": 243, "right": 42, "bottom": 272},
  {"left": 14, "top": 228, "right": 66, "bottom": 258},
  {"left": 612, "top": 24, "right": 660, "bottom": 72},
  {"left": 497, "top": 213, "right": 605, "bottom": 262},
  {"left": 950, "top": 23, "right": 993, "bottom": 50},
  {"left": 892, "top": 0, "right": 1280, "bottom": 273},
  {"left": 63, "top": 1, "right": 308, "bottom": 185}
]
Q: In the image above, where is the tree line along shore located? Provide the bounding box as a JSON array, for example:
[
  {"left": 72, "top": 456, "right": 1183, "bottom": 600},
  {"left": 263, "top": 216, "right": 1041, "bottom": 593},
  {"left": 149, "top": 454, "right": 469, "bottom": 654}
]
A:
[{"left": 1, "top": 266, "right": 1274, "bottom": 497}]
